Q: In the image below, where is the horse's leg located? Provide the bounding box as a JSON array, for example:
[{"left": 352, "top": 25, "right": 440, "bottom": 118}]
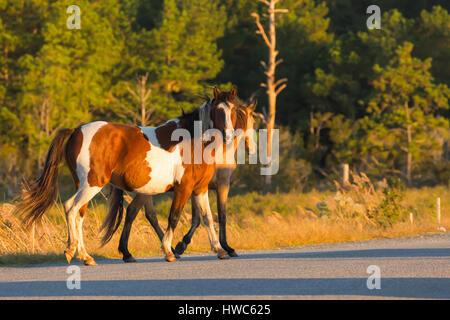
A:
[
  {"left": 141, "top": 195, "right": 179, "bottom": 256},
  {"left": 63, "top": 193, "right": 78, "bottom": 263},
  {"left": 143, "top": 196, "right": 164, "bottom": 241},
  {"left": 75, "top": 204, "right": 97, "bottom": 265},
  {"left": 161, "top": 189, "right": 191, "bottom": 262},
  {"left": 216, "top": 183, "right": 237, "bottom": 257},
  {"left": 118, "top": 194, "right": 148, "bottom": 263},
  {"left": 194, "top": 191, "right": 229, "bottom": 259},
  {"left": 174, "top": 196, "right": 201, "bottom": 256},
  {"left": 64, "top": 184, "right": 102, "bottom": 264}
]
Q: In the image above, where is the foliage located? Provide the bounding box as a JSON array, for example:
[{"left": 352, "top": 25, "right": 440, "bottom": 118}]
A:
[
  {"left": 361, "top": 42, "right": 449, "bottom": 183},
  {"left": 316, "top": 173, "right": 409, "bottom": 227},
  {"left": 109, "top": 0, "right": 226, "bottom": 124},
  {"left": 0, "top": 0, "right": 449, "bottom": 193},
  {"left": 373, "top": 177, "right": 406, "bottom": 227}
]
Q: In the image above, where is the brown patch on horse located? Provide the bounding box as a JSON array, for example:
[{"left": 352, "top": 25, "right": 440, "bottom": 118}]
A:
[
  {"left": 155, "top": 121, "right": 179, "bottom": 151},
  {"left": 79, "top": 203, "right": 88, "bottom": 217},
  {"left": 179, "top": 140, "right": 217, "bottom": 196},
  {"left": 213, "top": 86, "right": 237, "bottom": 104},
  {"left": 165, "top": 184, "right": 174, "bottom": 192},
  {"left": 87, "top": 123, "right": 151, "bottom": 191},
  {"left": 235, "top": 107, "right": 248, "bottom": 131},
  {"left": 192, "top": 163, "right": 216, "bottom": 195}
]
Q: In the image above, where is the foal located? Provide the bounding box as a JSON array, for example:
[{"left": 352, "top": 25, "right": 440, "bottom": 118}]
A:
[
  {"left": 102, "top": 101, "right": 257, "bottom": 262},
  {"left": 17, "top": 87, "right": 239, "bottom": 265}
]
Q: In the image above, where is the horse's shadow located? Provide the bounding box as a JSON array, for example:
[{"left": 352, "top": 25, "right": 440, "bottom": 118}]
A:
[
  {"left": 133, "top": 247, "right": 450, "bottom": 263},
  {"left": 2, "top": 247, "right": 449, "bottom": 268}
]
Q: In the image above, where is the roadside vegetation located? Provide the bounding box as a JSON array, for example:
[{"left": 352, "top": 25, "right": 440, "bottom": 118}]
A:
[{"left": 1, "top": 174, "right": 447, "bottom": 266}]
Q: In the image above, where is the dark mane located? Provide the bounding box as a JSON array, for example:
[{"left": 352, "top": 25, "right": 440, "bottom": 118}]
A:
[
  {"left": 179, "top": 108, "right": 199, "bottom": 137},
  {"left": 178, "top": 107, "right": 200, "bottom": 122},
  {"left": 236, "top": 106, "right": 248, "bottom": 130},
  {"left": 176, "top": 99, "right": 212, "bottom": 137}
]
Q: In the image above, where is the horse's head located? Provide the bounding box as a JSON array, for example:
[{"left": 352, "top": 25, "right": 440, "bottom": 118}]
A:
[
  {"left": 210, "top": 86, "right": 238, "bottom": 145},
  {"left": 237, "top": 100, "right": 257, "bottom": 155}
]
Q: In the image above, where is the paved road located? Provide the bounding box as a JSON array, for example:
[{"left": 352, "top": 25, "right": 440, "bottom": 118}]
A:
[{"left": 0, "top": 233, "right": 449, "bottom": 299}]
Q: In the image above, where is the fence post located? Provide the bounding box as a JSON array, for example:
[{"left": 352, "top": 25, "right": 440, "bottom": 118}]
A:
[
  {"left": 342, "top": 163, "right": 349, "bottom": 185},
  {"left": 436, "top": 197, "right": 441, "bottom": 225}
]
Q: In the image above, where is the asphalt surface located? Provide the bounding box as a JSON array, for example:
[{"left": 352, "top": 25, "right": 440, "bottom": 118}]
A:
[{"left": 0, "top": 233, "right": 449, "bottom": 299}]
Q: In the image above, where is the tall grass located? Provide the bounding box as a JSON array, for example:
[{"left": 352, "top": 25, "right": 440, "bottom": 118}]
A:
[{"left": 0, "top": 176, "right": 448, "bottom": 265}]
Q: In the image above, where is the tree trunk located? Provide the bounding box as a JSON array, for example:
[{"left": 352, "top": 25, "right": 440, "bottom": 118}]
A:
[
  {"left": 141, "top": 94, "right": 146, "bottom": 127},
  {"left": 405, "top": 102, "right": 412, "bottom": 185},
  {"left": 127, "top": 73, "right": 151, "bottom": 127},
  {"left": 252, "top": 0, "right": 288, "bottom": 190},
  {"left": 406, "top": 124, "right": 412, "bottom": 185}
]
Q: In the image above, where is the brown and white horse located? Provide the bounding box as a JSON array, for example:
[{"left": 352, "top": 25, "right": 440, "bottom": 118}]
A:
[
  {"left": 17, "top": 87, "right": 239, "bottom": 265},
  {"left": 101, "top": 100, "right": 257, "bottom": 262}
]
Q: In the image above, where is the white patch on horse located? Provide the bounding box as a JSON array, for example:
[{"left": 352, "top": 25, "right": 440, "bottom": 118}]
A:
[
  {"left": 223, "top": 103, "right": 234, "bottom": 130},
  {"left": 162, "top": 226, "right": 174, "bottom": 257},
  {"left": 164, "top": 118, "right": 180, "bottom": 125},
  {"left": 172, "top": 145, "right": 186, "bottom": 184},
  {"left": 78, "top": 121, "right": 108, "bottom": 186},
  {"left": 219, "top": 102, "right": 235, "bottom": 144},
  {"left": 140, "top": 126, "right": 161, "bottom": 148},
  {"left": 194, "top": 191, "right": 223, "bottom": 252},
  {"left": 134, "top": 139, "right": 185, "bottom": 195},
  {"left": 140, "top": 120, "right": 179, "bottom": 148}
]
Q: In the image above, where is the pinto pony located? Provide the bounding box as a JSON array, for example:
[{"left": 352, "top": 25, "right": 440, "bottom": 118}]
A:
[
  {"left": 16, "top": 87, "right": 239, "bottom": 265},
  {"left": 102, "top": 100, "right": 257, "bottom": 262}
]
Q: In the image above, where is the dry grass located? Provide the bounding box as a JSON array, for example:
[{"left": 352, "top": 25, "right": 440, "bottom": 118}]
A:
[{"left": 0, "top": 177, "right": 448, "bottom": 266}]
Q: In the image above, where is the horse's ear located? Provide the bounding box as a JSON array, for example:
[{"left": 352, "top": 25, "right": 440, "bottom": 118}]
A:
[
  {"left": 213, "top": 86, "right": 221, "bottom": 99},
  {"left": 248, "top": 99, "right": 257, "bottom": 112},
  {"left": 230, "top": 86, "right": 237, "bottom": 98}
]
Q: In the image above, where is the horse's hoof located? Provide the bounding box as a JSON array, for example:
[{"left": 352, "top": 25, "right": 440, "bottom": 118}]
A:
[
  {"left": 64, "top": 250, "right": 74, "bottom": 264},
  {"left": 174, "top": 252, "right": 181, "bottom": 259},
  {"left": 174, "top": 241, "right": 186, "bottom": 255},
  {"left": 228, "top": 250, "right": 238, "bottom": 258},
  {"left": 165, "top": 253, "right": 178, "bottom": 262},
  {"left": 123, "top": 256, "right": 136, "bottom": 263},
  {"left": 84, "top": 258, "right": 97, "bottom": 266},
  {"left": 217, "top": 250, "right": 230, "bottom": 260}
]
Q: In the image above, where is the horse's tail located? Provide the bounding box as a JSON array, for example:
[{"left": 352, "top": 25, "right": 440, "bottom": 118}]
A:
[
  {"left": 100, "top": 186, "right": 124, "bottom": 246},
  {"left": 16, "top": 128, "right": 75, "bottom": 228}
]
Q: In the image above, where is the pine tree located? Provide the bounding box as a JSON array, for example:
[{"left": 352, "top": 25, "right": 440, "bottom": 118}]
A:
[
  {"left": 110, "top": 0, "right": 226, "bottom": 124},
  {"left": 18, "top": 0, "right": 123, "bottom": 172},
  {"left": 363, "top": 42, "right": 449, "bottom": 184}
]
